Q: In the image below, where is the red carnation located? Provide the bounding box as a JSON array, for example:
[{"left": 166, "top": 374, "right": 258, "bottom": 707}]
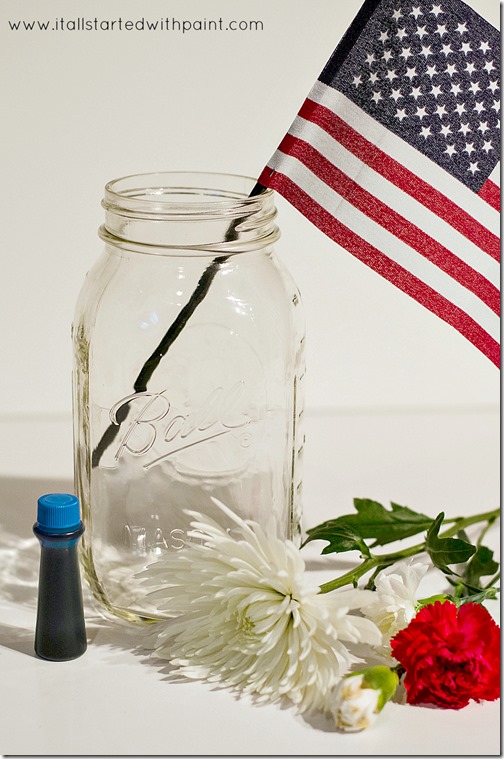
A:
[{"left": 391, "top": 600, "right": 500, "bottom": 709}]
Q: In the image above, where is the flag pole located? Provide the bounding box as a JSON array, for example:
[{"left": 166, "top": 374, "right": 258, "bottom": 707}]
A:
[{"left": 91, "top": 180, "right": 266, "bottom": 468}]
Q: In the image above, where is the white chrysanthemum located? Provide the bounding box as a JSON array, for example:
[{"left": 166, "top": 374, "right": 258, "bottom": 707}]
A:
[
  {"left": 362, "top": 558, "right": 429, "bottom": 661},
  {"left": 139, "top": 499, "right": 381, "bottom": 713}
]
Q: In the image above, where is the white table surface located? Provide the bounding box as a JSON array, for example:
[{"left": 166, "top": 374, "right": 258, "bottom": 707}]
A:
[{"left": 0, "top": 409, "right": 500, "bottom": 756}]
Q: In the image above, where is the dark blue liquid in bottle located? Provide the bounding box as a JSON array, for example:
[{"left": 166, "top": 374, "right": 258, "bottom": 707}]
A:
[{"left": 33, "top": 494, "right": 87, "bottom": 661}]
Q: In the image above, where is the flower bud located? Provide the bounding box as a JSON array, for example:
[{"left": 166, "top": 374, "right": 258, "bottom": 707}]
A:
[{"left": 329, "top": 666, "right": 399, "bottom": 732}]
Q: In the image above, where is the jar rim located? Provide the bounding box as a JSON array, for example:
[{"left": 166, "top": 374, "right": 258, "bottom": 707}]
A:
[{"left": 103, "top": 171, "right": 273, "bottom": 219}]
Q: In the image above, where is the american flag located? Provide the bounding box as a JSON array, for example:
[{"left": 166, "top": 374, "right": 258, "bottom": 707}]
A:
[{"left": 259, "top": 0, "right": 500, "bottom": 367}]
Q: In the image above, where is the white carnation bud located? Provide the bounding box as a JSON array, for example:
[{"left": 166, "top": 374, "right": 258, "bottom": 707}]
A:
[
  {"left": 330, "top": 675, "right": 380, "bottom": 732},
  {"left": 329, "top": 666, "right": 399, "bottom": 733}
]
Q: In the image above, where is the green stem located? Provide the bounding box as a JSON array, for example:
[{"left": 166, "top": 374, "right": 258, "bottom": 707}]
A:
[
  {"left": 318, "top": 507, "right": 499, "bottom": 594},
  {"left": 485, "top": 571, "right": 500, "bottom": 589},
  {"left": 476, "top": 516, "right": 497, "bottom": 548}
]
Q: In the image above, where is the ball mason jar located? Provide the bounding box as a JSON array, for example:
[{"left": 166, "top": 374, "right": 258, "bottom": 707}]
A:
[{"left": 72, "top": 172, "right": 305, "bottom": 622}]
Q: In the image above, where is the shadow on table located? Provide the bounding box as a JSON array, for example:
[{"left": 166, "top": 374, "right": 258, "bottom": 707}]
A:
[
  {"left": 0, "top": 475, "right": 389, "bottom": 734},
  {"left": 0, "top": 474, "right": 161, "bottom": 663}
]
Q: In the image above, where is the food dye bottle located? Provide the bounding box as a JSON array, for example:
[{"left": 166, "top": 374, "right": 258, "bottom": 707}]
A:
[{"left": 33, "top": 493, "right": 87, "bottom": 661}]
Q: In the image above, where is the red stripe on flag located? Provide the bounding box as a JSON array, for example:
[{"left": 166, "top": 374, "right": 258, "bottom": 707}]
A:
[
  {"left": 259, "top": 167, "right": 500, "bottom": 368},
  {"left": 275, "top": 134, "right": 500, "bottom": 316},
  {"left": 478, "top": 179, "right": 501, "bottom": 212},
  {"left": 298, "top": 99, "right": 500, "bottom": 262}
]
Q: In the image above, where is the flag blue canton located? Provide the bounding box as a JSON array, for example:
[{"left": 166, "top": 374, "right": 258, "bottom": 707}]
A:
[{"left": 320, "top": 0, "right": 500, "bottom": 192}]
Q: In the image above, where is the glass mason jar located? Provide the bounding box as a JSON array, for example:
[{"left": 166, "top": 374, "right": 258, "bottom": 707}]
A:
[{"left": 72, "top": 172, "right": 305, "bottom": 622}]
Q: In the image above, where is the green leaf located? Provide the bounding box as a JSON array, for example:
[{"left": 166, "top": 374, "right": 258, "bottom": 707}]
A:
[
  {"left": 303, "top": 498, "right": 432, "bottom": 556},
  {"left": 457, "top": 528, "right": 471, "bottom": 544},
  {"left": 340, "top": 498, "right": 433, "bottom": 547},
  {"left": 425, "top": 512, "right": 476, "bottom": 574},
  {"left": 463, "top": 545, "right": 499, "bottom": 589},
  {"left": 303, "top": 520, "right": 371, "bottom": 557}
]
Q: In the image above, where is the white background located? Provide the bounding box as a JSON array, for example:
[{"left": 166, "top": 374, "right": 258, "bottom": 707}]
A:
[{"left": 0, "top": 0, "right": 499, "bottom": 417}]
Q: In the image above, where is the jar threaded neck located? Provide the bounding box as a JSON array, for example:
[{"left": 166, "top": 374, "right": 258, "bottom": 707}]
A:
[{"left": 101, "top": 171, "right": 279, "bottom": 252}]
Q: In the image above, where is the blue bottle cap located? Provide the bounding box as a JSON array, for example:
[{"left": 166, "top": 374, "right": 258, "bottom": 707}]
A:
[{"left": 37, "top": 493, "right": 81, "bottom": 533}]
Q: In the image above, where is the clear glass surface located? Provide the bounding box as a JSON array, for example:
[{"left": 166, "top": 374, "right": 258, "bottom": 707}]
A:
[{"left": 73, "top": 172, "right": 305, "bottom": 622}]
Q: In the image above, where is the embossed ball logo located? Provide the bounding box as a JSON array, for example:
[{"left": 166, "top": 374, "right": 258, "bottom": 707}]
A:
[{"left": 105, "top": 380, "right": 261, "bottom": 477}]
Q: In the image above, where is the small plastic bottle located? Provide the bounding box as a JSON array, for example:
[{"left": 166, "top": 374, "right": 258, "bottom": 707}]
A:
[{"left": 33, "top": 493, "right": 87, "bottom": 661}]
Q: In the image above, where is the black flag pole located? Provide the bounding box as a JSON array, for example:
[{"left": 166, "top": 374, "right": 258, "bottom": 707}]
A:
[{"left": 91, "top": 180, "right": 266, "bottom": 468}]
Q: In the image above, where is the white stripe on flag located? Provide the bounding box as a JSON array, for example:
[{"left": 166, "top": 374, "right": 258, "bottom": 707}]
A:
[
  {"left": 489, "top": 163, "right": 501, "bottom": 186},
  {"left": 309, "top": 81, "right": 500, "bottom": 236},
  {"left": 286, "top": 115, "right": 500, "bottom": 288},
  {"left": 268, "top": 150, "right": 500, "bottom": 343}
]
